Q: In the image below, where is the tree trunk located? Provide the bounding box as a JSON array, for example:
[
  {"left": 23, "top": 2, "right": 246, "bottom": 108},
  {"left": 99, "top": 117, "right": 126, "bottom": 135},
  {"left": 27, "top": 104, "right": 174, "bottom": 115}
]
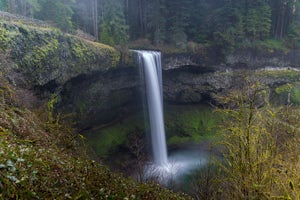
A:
[
  {"left": 92, "top": 0, "right": 99, "bottom": 41},
  {"left": 18, "top": 0, "right": 24, "bottom": 15},
  {"left": 279, "top": 1, "right": 286, "bottom": 38},
  {"left": 138, "top": 0, "right": 145, "bottom": 37},
  {"left": 10, "top": 0, "right": 16, "bottom": 14},
  {"left": 125, "top": 0, "right": 129, "bottom": 23}
]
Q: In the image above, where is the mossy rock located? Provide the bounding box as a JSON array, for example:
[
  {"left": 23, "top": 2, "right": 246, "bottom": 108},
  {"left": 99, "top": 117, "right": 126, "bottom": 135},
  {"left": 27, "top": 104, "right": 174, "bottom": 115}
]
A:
[{"left": 0, "top": 20, "right": 120, "bottom": 86}]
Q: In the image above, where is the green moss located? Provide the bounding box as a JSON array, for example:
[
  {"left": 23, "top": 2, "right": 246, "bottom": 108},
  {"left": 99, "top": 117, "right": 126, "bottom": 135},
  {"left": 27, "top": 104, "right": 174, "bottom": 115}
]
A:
[
  {"left": 291, "top": 86, "right": 300, "bottom": 104},
  {"left": 165, "top": 105, "right": 220, "bottom": 145},
  {"left": 84, "top": 105, "right": 221, "bottom": 158},
  {"left": 83, "top": 113, "right": 144, "bottom": 157},
  {"left": 0, "top": 20, "right": 120, "bottom": 85},
  {"left": 257, "top": 70, "right": 300, "bottom": 80},
  {"left": 168, "top": 136, "right": 191, "bottom": 145},
  {"left": 273, "top": 82, "right": 300, "bottom": 105},
  {"left": 0, "top": 27, "right": 10, "bottom": 50},
  {"left": 86, "top": 39, "right": 121, "bottom": 67},
  {"left": 23, "top": 38, "right": 59, "bottom": 73},
  {"left": 275, "top": 84, "right": 292, "bottom": 95},
  {"left": 68, "top": 37, "right": 95, "bottom": 64}
]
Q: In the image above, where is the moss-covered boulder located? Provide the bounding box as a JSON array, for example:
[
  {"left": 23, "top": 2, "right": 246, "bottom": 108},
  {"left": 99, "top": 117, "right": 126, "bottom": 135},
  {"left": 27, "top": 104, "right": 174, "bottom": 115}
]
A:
[{"left": 0, "top": 19, "right": 120, "bottom": 86}]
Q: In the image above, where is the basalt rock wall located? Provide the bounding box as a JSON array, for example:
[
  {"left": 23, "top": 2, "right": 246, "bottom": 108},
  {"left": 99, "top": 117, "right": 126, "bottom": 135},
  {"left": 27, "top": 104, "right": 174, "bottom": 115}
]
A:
[{"left": 2, "top": 16, "right": 300, "bottom": 129}]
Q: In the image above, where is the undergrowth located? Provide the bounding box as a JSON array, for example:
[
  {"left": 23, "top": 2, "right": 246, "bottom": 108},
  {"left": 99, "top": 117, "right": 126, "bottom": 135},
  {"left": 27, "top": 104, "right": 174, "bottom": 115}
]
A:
[{"left": 212, "top": 78, "right": 300, "bottom": 199}]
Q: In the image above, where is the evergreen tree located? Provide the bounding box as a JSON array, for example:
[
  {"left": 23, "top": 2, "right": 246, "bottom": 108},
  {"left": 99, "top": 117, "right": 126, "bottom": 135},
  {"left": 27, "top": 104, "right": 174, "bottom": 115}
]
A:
[
  {"left": 22, "top": 0, "right": 40, "bottom": 17},
  {"left": 210, "top": 0, "right": 244, "bottom": 50},
  {"left": 36, "top": 0, "right": 76, "bottom": 32},
  {"left": 1, "top": 0, "right": 300, "bottom": 49},
  {"left": 99, "top": 0, "right": 129, "bottom": 45},
  {"left": 0, "top": 0, "right": 9, "bottom": 11},
  {"left": 244, "top": 0, "right": 271, "bottom": 40},
  {"left": 72, "top": 0, "right": 94, "bottom": 34},
  {"left": 0, "top": 0, "right": 39, "bottom": 17},
  {"left": 145, "top": 0, "right": 166, "bottom": 45},
  {"left": 187, "top": 0, "right": 211, "bottom": 43},
  {"left": 165, "top": 0, "right": 192, "bottom": 48},
  {"left": 92, "top": 0, "right": 99, "bottom": 40},
  {"left": 270, "top": 0, "right": 297, "bottom": 39},
  {"left": 287, "top": 0, "right": 300, "bottom": 46},
  {"left": 127, "top": 0, "right": 147, "bottom": 40}
]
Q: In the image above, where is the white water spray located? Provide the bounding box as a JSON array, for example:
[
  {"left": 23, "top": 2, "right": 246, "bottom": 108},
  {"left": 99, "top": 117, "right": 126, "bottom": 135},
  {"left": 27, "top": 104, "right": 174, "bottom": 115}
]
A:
[
  {"left": 135, "top": 50, "right": 168, "bottom": 166},
  {"left": 134, "top": 50, "right": 209, "bottom": 184}
]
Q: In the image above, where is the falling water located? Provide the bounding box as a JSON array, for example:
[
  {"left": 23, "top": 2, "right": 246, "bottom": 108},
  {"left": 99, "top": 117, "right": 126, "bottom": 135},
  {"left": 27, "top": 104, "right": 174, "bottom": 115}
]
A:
[{"left": 135, "top": 50, "right": 168, "bottom": 166}]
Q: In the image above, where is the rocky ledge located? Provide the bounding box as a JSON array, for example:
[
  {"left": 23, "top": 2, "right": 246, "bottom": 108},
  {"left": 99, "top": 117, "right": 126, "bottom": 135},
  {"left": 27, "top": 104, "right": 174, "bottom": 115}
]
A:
[
  {"left": 1, "top": 16, "right": 300, "bottom": 130},
  {"left": 58, "top": 49, "right": 300, "bottom": 129}
]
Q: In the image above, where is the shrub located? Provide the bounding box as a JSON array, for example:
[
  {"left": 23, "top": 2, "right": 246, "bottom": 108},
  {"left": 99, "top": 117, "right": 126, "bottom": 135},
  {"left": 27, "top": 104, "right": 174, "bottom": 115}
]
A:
[{"left": 216, "top": 78, "right": 300, "bottom": 199}]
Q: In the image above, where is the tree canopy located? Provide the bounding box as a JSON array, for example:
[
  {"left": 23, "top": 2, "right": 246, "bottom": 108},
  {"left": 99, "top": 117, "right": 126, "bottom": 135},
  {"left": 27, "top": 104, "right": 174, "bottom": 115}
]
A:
[{"left": 1, "top": 0, "right": 300, "bottom": 49}]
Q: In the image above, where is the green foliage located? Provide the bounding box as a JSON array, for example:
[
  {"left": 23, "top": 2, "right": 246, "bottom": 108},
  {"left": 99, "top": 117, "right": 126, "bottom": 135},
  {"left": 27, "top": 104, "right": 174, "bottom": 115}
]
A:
[
  {"left": 165, "top": 105, "right": 220, "bottom": 145},
  {"left": 99, "top": 23, "right": 115, "bottom": 46},
  {"left": 216, "top": 78, "right": 300, "bottom": 199},
  {"left": 287, "top": 20, "right": 300, "bottom": 47},
  {"left": 240, "top": 39, "right": 289, "bottom": 52},
  {"left": 35, "top": 0, "right": 75, "bottom": 32},
  {"left": 257, "top": 69, "right": 300, "bottom": 80},
  {"left": 244, "top": 1, "right": 272, "bottom": 40},
  {"left": 272, "top": 82, "right": 300, "bottom": 105},
  {"left": 46, "top": 94, "right": 59, "bottom": 124},
  {"left": 1, "top": 0, "right": 300, "bottom": 51},
  {"left": 99, "top": 0, "right": 129, "bottom": 46},
  {"left": 0, "top": 0, "right": 8, "bottom": 11},
  {"left": 0, "top": 0, "right": 40, "bottom": 16},
  {"left": 83, "top": 105, "right": 220, "bottom": 159},
  {"left": 275, "top": 83, "right": 292, "bottom": 95},
  {"left": 0, "top": 26, "right": 10, "bottom": 51},
  {"left": 290, "top": 85, "right": 300, "bottom": 104},
  {"left": 83, "top": 113, "right": 144, "bottom": 157},
  {"left": 145, "top": 0, "right": 167, "bottom": 45}
]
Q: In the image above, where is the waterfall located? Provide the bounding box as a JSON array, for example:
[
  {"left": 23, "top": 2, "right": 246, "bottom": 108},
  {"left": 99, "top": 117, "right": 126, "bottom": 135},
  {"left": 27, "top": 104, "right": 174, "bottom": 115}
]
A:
[{"left": 135, "top": 50, "right": 168, "bottom": 166}]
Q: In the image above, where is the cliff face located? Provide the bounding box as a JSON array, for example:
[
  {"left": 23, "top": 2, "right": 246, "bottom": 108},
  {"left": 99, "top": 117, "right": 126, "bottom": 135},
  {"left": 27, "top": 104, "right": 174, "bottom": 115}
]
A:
[
  {"left": 58, "top": 50, "right": 300, "bottom": 129},
  {"left": 0, "top": 18, "right": 122, "bottom": 127},
  {"left": 226, "top": 48, "right": 300, "bottom": 69},
  {"left": 162, "top": 49, "right": 300, "bottom": 105},
  {"left": 2, "top": 17, "right": 300, "bottom": 130},
  {"left": 58, "top": 68, "right": 139, "bottom": 128}
]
